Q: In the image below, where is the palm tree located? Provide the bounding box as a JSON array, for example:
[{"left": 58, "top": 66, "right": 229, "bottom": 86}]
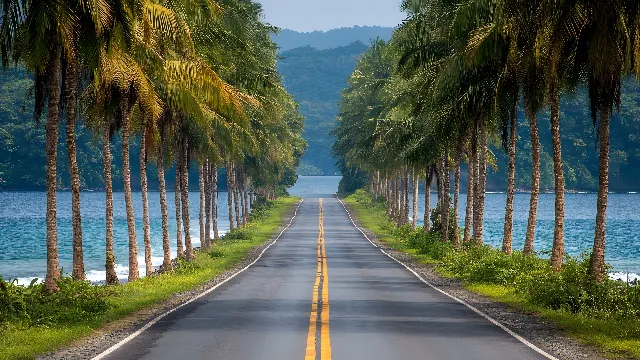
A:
[
  {"left": 175, "top": 156, "right": 184, "bottom": 257},
  {"left": 120, "top": 95, "right": 140, "bottom": 282},
  {"left": 199, "top": 162, "right": 205, "bottom": 247},
  {"left": 65, "top": 58, "right": 85, "bottom": 280},
  {"left": 156, "top": 142, "right": 172, "bottom": 271},
  {"left": 140, "top": 117, "right": 152, "bottom": 276},
  {"left": 502, "top": 108, "right": 517, "bottom": 255},
  {"left": 180, "top": 138, "right": 194, "bottom": 261},
  {"left": 103, "top": 125, "right": 119, "bottom": 285}
]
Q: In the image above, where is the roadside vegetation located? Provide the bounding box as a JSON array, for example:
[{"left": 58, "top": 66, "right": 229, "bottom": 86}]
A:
[
  {"left": 0, "top": 197, "right": 298, "bottom": 360},
  {"left": 344, "top": 190, "right": 640, "bottom": 359}
]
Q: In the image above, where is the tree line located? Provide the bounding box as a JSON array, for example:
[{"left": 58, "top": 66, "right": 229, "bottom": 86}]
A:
[
  {"left": 0, "top": 0, "right": 306, "bottom": 292},
  {"left": 332, "top": 0, "right": 640, "bottom": 282}
]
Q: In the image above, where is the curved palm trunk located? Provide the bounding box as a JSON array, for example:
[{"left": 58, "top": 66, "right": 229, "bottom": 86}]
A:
[
  {"left": 103, "top": 127, "right": 118, "bottom": 285},
  {"left": 212, "top": 166, "right": 219, "bottom": 239},
  {"left": 65, "top": 59, "right": 84, "bottom": 280},
  {"left": 502, "top": 109, "right": 517, "bottom": 255},
  {"left": 473, "top": 117, "right": 487, "bottom": 245},
  {"left": 524, "top": 109, "right": 541, "bottom": 255},
  {"left": 226, "top": 162, "right": 235, "bottom": 231},
  {"left": 590, "top": 109, "right": 610, "bottom": 282},
  {"left": 463, "top": 151, "right": 474, "bottom": 243},
  {"left": 549, "top": 69, "right": 565, "bottom": 270},
  {"left": 175, "top": 162, "right": 184, "bottom": 257},
  {"left": 204, "top": 161, "right": 211, "bottom": 249},
  {"left": 140, "top": 122, "right": 152, "bottom": 276},
  {"left": 157, "top": 145, "right": 172, "bottom": 271},
  {"left": 199, "top": 163, "right": 205, "bottom": 247},
  {"left": 180, "top": 139, "right": 194, "bottom": 261},
  {"left": 44, "top": 53, "right": 61, "bottom": 293},
  {"left": 121, "top": 99, "right": 139, "bottom": 282},
  {"left": 412, "top": 170, "right": 418, "bottom": 230},
  {"left": 453, "top": 161, "right": 461, "bottom": 248}
]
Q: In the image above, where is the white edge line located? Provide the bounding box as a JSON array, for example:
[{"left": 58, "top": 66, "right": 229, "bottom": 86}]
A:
[
  {"left": 92, "top": 199, "right": 304, "bottom": 360},
  {"left": 336, "top": 198, "right": 560, "bottom": 360}
]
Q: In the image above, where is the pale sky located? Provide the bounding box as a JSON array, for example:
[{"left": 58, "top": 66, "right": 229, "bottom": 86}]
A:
[{"left": 257, "top": 0, "right": 405, "bottom": 32}]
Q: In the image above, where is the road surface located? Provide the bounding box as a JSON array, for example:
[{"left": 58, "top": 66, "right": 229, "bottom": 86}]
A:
[{"left": 98, "top": 197, "right": 553, "bottom": 360}]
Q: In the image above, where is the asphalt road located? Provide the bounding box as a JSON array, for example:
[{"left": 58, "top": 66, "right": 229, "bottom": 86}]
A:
[{"left": 98, "top": 196, "right": 553, "bottom": 360}]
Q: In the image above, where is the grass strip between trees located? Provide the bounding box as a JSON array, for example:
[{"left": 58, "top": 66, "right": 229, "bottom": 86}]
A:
[
  {"left": 342, "top": 190, "right": 640, "bottom": 359},
  {"left": 0, "top": 196, "right": 299, "bottom": 360}
]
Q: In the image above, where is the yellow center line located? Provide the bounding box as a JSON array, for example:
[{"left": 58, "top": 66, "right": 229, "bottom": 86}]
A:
[{"left": 305, "top": 199, "right": 331, "bottom": 360}]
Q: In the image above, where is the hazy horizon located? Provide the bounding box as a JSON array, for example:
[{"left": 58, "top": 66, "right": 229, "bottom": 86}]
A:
[{"left": 257, "top": 0, "right": 405, "bottom": 32}]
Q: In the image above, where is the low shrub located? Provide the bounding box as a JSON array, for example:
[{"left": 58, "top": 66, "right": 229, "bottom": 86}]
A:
[
  {"left": 222, "top": 228, "right": 253, "bottom": 241},
  {"left": 0, "top": 276, "right": 110, "bottom": 327}
]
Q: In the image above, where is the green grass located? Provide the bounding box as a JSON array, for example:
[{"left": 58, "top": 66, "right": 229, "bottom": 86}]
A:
[
  {"left": 342, "top": 193, "right": 640, "bottom": 359},
  {"left": 0, "top": 196, "right": 299, "bottom": 360}
]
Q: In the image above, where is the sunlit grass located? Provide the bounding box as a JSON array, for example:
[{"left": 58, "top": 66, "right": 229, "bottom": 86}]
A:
[{"left": 0, "top": 197, "right": 299, "bottom": 360}]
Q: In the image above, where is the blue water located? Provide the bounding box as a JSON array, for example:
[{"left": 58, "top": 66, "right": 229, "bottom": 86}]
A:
[
  {"left": 1, "top": 176, "right": 639, "bottom": 283},
  {"left": 0, "top": 191, "right": 233, "bottom": 283},
  {"left": 413, "top": 192, "right": 640, "bottom": 277}
]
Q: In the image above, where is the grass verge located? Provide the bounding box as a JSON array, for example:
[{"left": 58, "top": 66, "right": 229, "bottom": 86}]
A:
[
  {"left": 342, "top": 190, "right": 640, "bottom": 359},
  {"left": 0, "top": 196, "right": 299, "bottom": 360}
]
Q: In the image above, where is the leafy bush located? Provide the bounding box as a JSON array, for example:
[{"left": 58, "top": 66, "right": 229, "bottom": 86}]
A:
[
  {"left": 0, "top": 276, "right": 110, "bottom": 327},
  {"left": 208, "top": 248, "right": 225, "bottom": 259},
  {"left": 222, "top": 227, "right": 253, "bottom": 241},
  {"left": 514, "top": 256, "right": 640, "bottom": 318}
]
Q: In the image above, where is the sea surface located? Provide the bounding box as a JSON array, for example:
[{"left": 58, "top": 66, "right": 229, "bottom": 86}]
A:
[
  {"left": 0, "top": 191, "right": 234, "bottom": 284},
  {"left": 1, "top": 176, "right": 638, "bottom": 283}
]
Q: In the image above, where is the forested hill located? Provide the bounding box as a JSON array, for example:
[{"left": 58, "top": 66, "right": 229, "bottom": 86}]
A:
[
  {"left": 277, "top": 42, "right": 369, "bottom": 175},
  {"left": 272, "top": 26, "right": 394, "bottom": 52}
]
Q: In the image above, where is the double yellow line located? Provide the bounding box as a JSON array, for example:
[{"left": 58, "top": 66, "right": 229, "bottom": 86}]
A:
[{"left": 305, "top": 199, "right": 331, "bottom": 360}]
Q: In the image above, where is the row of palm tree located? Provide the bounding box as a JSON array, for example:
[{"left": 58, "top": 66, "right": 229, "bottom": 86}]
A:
[
  {"left": 332, "top": 0, "right": 640, "bottom": 282},
  {"left": 1, "top": 0, "right": 305, "bottom": 292}
]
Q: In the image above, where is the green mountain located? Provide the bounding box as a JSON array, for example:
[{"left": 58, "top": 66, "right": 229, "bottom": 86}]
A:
[
  {"left": 273, "top": 26, "right": 394, "bottom": 52},
  {"left": 276, "top": 42, "right": 369, "bottom": 175}
]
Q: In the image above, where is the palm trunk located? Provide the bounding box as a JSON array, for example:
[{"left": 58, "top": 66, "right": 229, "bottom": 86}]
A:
[
  {"left": 590, "top": 109, "right": 610, "bottom": 282},
  {"left": 65, "top": 59, "right": 84, "bottom": 281},
  {"left": 204, "top": 161, "right": 211, "bottom": 249},
  {"left": 404, "top": 170, "right": 410, "bottom": 223},
  {"left": 103, "top": 126, "right": 118, "bottom": 285},
  {"left": 424, "top": 166, "right": 432, "bottom": 231},
  {"left": 175, "top": 161, "right": 184, "bottom": 257},
  {"left": 227, "top": 162, "right": 235, "bottom": 231},
  {"left": 441, "top": 156, "right": 450, "bottom": 243},
  {"left": 121, "top": 98, "right": 139, "bottom": 282},
  {"left": 212, "top": 166, "right": 220, "bottom": 239},
  {"left": 549, "top": 68, "right": 565, "bottom": 270},
  {"left": 243, "top": 175, "right": 250, "bottom": 225},
  {"left": 140, "top": 120, "right": 152, "bottom": 276},
  {"left": 524, "top": 109, "right": 540, "bottom": 255},
  {"left": 502, "top": 109, "right": 517, "bottom": 255},
  {"left": 157, "top": 145, "right": 172, "bottom": 271},
  {"left": 44, "top": 52, "right": 61, "bottom": 293},
  {"left": 233, "top": 165, "right": 241, "bottom": 228},
  {"left": 463, "top": 151, "right": 474, "bottom": 243},
  {"left": 412, "top": 170, "right": 419, "bottom": 230},
  {"left": 473, "top": 116, "right": 487, "bottom": 245},
  {"left": 180, "top": 139, "right": 194, "bottom": 261},
  {"left": 453, "top": 160, "right": 461, "bottom": 248},
  {"left": 199, "top": 162, "right": 205, "bottom": 248}
]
